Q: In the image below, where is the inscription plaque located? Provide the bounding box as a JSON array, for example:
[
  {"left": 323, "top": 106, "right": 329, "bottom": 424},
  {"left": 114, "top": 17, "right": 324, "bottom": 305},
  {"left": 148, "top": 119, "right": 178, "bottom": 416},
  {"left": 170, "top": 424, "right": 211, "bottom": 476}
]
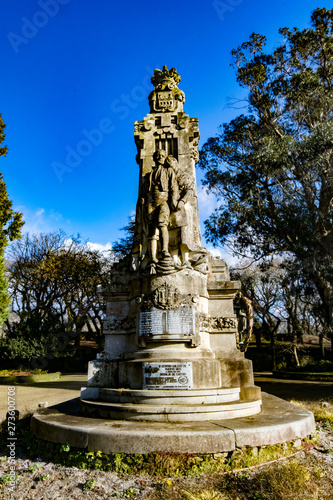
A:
[
  {"left": 139, "top": 306, "right": 195, "bottom": 336},
  {"left": 143, "top": 362, "right": 193, "bottom": 389}
]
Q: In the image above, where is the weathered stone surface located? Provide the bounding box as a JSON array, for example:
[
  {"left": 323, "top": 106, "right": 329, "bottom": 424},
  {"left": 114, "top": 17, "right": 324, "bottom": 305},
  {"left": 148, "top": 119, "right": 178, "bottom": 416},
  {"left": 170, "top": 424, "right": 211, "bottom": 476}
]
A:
[
  {"left": 31, "top": 393, "right": 315, "bottom": 454},
  {"left": 80, "top": 398, "right": 262, "bottom": 422},
  {"left": 216, "top": 393, "right": 316, "bottom": 448},
  {"left": 95, "top": 387, "right": 241, "bottom": 404},
  {"left": 76, "top": 66, "right": 268, "bottom": 428}
]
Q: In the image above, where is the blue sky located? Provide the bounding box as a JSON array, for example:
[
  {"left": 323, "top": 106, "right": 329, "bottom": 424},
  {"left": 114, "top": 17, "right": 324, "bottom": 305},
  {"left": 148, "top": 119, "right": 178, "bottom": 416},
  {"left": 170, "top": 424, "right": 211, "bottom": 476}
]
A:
[{"left": 0, "top": 0, "right": 327, "bottom": 253}]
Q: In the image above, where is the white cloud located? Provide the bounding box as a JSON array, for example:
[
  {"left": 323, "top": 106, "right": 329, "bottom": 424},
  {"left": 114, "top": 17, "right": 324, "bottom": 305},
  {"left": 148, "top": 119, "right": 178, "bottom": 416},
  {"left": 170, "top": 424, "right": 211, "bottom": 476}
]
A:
[
  {"left": 205, "top": 244, "right": 240, "bottom": 267},
  {"left": 14, "top": 205, "right": 62, "bottom": 235},
  {"left": 86, "top": 241, "right": 112, "bottom": 253},
  {"left": 197, "top": 186, "right": 218, "bottom": 219}
]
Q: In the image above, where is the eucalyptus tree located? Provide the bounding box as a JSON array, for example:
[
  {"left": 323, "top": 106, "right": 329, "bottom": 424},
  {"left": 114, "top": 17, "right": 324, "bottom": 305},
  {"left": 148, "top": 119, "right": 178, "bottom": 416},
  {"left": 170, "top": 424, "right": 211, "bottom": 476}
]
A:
[{"left": 199, "top": 8, "right": 333, "bottom": 349}]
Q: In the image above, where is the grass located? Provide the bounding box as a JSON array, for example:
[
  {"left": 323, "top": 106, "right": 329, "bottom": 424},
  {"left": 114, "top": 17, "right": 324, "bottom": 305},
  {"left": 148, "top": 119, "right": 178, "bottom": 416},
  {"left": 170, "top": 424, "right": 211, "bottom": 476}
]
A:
[
  {"left": 290, "top": 398, "right": 333, "bottom": 432},
  {"left": 0, "top": 369, "right": 48, "bottom": 376}
]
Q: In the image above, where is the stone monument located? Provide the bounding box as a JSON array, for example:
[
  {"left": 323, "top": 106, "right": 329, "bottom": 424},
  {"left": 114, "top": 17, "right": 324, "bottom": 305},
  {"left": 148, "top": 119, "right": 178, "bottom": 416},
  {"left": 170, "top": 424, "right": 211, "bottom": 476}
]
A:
[
  {"left": 32, "top": 66, "right": 315, "bottom": 455},
  {"left": 81, "top": 65, "right": 262, "bottom": 421}
]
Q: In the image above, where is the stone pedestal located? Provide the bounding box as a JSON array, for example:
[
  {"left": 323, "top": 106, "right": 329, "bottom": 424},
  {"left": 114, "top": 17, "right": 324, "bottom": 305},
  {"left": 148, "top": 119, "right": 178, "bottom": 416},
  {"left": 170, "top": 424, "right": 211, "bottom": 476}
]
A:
[{"left": 82, "top": 257, "right": 261, "bottom": 421}]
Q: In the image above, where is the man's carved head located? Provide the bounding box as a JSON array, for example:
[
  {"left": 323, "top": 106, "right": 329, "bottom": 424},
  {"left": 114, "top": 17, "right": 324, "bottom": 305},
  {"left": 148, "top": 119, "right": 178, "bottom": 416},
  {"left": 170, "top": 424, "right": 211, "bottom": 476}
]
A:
[
  {"left": 153, "top": 149, "right": 167, "bottom": 165},
  {"left": 165, "top": 155, "right": 178, "bottom": 175}
]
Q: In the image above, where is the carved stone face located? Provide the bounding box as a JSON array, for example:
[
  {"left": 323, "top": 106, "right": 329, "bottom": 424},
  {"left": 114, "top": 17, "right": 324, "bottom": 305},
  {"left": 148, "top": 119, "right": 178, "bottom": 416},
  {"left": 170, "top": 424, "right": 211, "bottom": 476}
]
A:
[
  {"left": 165, "top": 156, "right": 177, "bottom": 171},
  {"left": 153, "top": 149, "right": 167, "bottom": 166}
]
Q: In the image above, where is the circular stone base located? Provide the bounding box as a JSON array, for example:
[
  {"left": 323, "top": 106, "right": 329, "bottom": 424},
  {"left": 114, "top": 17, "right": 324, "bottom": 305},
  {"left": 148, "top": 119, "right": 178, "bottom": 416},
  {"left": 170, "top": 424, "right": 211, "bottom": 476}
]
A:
[
  {"left": 31, "top": 393, "right": 315, "bottom": 454},
  {"left": 80, "top": 397, "right": 261, "bottom": 421}
]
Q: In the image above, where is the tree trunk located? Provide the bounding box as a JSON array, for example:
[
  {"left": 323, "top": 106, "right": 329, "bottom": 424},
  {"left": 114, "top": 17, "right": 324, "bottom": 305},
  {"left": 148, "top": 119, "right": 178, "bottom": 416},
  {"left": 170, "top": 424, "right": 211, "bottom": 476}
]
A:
[
  {"left": 269, "top": 318, "right": 281, "bottom": 372},
  {"left": 293, "top": 341, "right": 300, "bottom": 367},
  {"left": 255, "top": 329, "right": 262, "bottom": 349},
  {"left": 319, "top": 332, "right": 325, "bottom": 359},
  {"left": 74, "top": 328, "right": 82, "bottom": 348}
]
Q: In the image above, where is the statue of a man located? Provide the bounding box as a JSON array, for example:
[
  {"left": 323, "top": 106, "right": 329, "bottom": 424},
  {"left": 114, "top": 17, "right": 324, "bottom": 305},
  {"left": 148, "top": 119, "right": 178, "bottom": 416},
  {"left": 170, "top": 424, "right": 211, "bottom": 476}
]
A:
[
  {"left": 166, "top": 155, "right": 193, "bottom": 267},
  {"left": 145, "top": 149, "right": 179, "bottom": 264}
]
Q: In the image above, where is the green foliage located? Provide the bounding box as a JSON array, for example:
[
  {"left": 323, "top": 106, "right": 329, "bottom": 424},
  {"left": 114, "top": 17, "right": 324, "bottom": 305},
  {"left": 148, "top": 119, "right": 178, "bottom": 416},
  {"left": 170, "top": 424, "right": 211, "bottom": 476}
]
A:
[
  {"left": 18, "top": 426, "right": 311, "bottom": 477},
  {"left": 0, "top": 313, "right": 76, "bottom": 367},
  {"left": 0, "top": 114, "right": 8, "bottom": 158},
  {"left": 0, "top": 114, "right": 24, "bottom": 249},
  {"left": 123, "top": 487, "right": 138, "bottom": 498},
  {"left": 0, "top": 369, "right": 48, "bottom": 376},
  {"left": 0, "top": 472, "right": 19, "bottom": 486},
  {"left": 6, "top": 231, "right": 113, "bottom": 362},
  {"left": 199, "top": 8, "right": 333, "bottom": 337},
  {"left": 294, "top": 360, "right": 333, "bottom": 372},
  {"left": 0, "top": 253, "right": 10, "bottom": 325},
  {"left": 0, "top": 113, "right": 24, "bottom": 329},
  {"left": 82, "top": 478, "right": 97, "bottom": 491}
]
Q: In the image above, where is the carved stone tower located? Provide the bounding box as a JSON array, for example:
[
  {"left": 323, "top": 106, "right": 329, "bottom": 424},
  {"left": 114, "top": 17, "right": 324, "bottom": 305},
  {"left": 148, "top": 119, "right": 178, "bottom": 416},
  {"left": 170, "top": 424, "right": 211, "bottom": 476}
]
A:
[{"left": 81, "top": 66, "right": 261, "bottom": 421}]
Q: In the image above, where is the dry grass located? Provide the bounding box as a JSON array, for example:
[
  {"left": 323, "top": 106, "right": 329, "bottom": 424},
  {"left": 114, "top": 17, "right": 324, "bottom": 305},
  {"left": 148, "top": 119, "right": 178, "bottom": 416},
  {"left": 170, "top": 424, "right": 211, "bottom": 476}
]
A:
[{"left": 290, "top": 398, "right": 333, "bottom": 431}]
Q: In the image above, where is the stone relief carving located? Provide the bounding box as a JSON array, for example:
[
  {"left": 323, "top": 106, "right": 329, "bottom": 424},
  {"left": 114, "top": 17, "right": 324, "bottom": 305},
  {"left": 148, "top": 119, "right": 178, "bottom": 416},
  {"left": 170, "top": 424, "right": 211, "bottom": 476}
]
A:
[
  {"left": 104, "top": 315, "right": 136, "bottom": 332},
  {"left": 131, "top": 65, "right": 207, "bottom": 276},
  {"left": 131, "top": 150, "right": 208, "bottom": 275},
  {"left": 141, "top": 283, "right": 195, "bottom": 310},
  {"left": 199, "top": 315, "right": 238, "bottom": 332},
  {"left": 148, "top": 66, "right": 185, "bottom": 113},
  {"left": 190, "top": 146, "right": 199, "bottom": 162}
]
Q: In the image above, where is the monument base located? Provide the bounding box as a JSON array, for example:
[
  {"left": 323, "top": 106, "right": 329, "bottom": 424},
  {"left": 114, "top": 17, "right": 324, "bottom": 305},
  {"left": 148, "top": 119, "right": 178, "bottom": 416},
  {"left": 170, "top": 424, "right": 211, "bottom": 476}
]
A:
[
  {"left": 31, "top": 392, "right": 315, "bottom": 454},
  {"left": 83, "top": 354, "right": 262, "bottom": 422}
]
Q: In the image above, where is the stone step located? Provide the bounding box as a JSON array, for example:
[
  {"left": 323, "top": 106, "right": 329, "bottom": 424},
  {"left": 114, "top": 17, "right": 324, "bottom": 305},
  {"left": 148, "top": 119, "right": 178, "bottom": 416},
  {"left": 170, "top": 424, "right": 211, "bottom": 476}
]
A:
[
  {"left": 80, "top": 397, "right": 262, "bottom": 422},
  {"left": 98, "top": 387, "right": 240, "bottom": 405}
]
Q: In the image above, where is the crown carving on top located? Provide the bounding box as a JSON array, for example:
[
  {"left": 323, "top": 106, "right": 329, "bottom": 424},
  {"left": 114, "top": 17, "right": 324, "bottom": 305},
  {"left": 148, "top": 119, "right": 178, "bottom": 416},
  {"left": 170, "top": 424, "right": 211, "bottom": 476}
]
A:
[
  {"left": 148, "top": 65, "right": 185, "bottom": 113},
  {"left": 151, "top": 65, "right": 181, "bottom": 90}
]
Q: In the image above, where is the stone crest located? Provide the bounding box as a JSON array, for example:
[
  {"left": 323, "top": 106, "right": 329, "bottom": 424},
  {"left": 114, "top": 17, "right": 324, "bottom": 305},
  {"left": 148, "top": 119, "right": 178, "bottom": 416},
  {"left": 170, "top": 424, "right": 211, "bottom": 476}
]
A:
[
  {"left": 104, "top": 315, "right": 136, "bottom": 332},
  {"left": 141, "top": 282, "right": 194, "bottom": 310},
  {"left": 200, "top": 315, "right": 238, "bottom": 332},
  {"left": 152, "top": 282, "right": 181, "bottom": 309},
  {"left": 148, "top": 65, "right": 185, "bottom": 113}
]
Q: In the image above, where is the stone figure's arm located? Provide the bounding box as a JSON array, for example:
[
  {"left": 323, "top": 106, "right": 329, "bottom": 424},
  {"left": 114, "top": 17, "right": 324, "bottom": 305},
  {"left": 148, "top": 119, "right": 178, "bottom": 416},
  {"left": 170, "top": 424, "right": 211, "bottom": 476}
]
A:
[
  {"left": 176, "top": 179, "right": 193, "bottom": 210},
  {"left": 169, "top": 170, "right": 179, "bottom": 211}
]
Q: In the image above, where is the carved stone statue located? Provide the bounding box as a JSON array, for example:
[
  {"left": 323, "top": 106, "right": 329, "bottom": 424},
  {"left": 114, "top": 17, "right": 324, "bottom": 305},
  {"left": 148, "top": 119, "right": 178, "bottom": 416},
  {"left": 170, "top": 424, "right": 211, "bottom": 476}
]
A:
[
  {"left": 166, "top": 155, "right": 193, "bottom": 267},
  {"left": 132, "top": 65, "right": 207, "bottom": 274},
  {"left": 146, "top": 149, "right": 179, "bottom": 264}
]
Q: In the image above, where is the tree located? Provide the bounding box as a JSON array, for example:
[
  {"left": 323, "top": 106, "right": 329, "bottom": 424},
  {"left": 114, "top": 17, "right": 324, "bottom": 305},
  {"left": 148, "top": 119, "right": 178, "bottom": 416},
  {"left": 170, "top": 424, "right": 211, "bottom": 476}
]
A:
[
  {"left": 0, "top": 113, "right": 24, "bottom": 326},
  {"left": 6, "top": 231, "right": 113, "bottom": 367},
  {"left": 233, "top": 258, "right": 326, "bottom": 369},
  {"left": 198, "top": 8, "right": 333, "bottom": 351},
  {"left": 112, "top": 216, "right": 135, "bottom": 260}
]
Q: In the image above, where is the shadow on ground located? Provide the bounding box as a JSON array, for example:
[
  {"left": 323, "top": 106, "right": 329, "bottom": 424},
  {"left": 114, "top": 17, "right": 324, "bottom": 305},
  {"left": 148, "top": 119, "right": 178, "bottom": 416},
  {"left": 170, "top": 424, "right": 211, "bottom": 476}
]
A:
[{"left": 255, "top": 375, "right": 333, "bottom": 402}]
